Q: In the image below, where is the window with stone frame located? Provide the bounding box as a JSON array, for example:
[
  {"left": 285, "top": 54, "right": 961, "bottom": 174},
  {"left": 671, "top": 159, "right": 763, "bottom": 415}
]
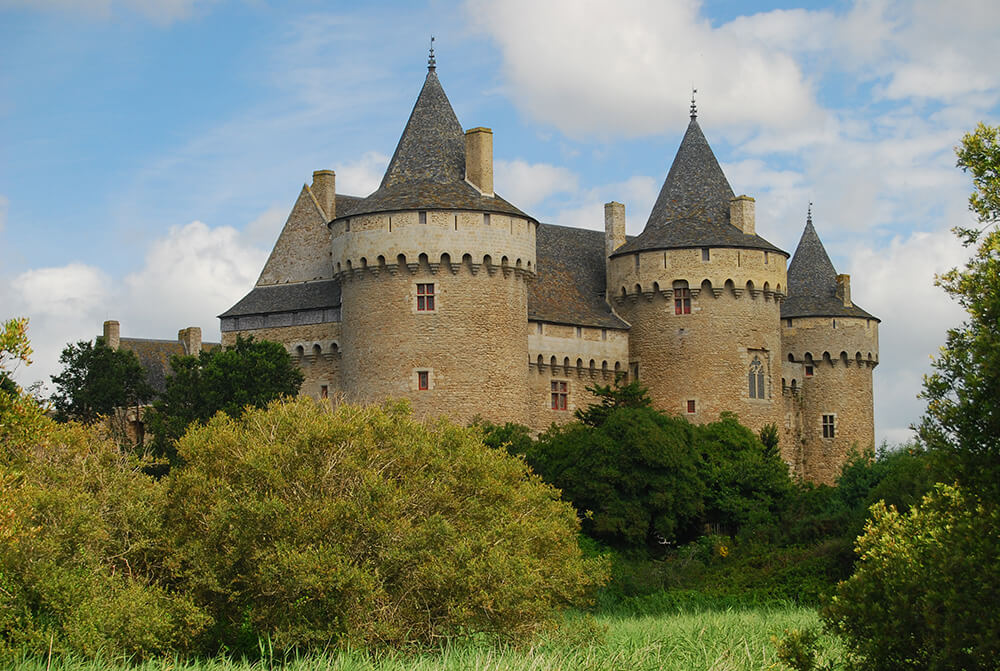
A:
[
  {"left": 550, "top": 380, "right": 568, "bottom": 410},
  {"left": 822, "top": 414, "right": 835, "bottom": 438},
  {"left": 748, "top": 356, "right": 765, "bottom": 399},
  {"left": 687, "top": 399, "right": 696, "bottom": 413},
  {"left": 418, "top": 370, "right": 429, "bottom": 391},
  {"left": 416, "top": 283, "right": 435, "bottom": 311},
  {"left": 673, "top": 281, "right": 691, "bottom": 315}
]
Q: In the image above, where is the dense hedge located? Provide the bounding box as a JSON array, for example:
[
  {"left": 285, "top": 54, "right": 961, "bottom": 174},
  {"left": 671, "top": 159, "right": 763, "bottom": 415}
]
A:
[{"left": 0, "top": 397, "right": 606, "bottom": 659}]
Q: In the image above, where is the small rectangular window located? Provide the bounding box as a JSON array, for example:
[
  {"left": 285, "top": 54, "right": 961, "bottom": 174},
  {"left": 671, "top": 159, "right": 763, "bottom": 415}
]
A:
[
  {"left": 484, "top": 213, "right": 491, "bottom": 226},
  {"left": 702, "top": 248, "right": 710, "bottom": 261},
  {"left": 418, "top": 371, "right": 429, "bottom": 391},
  {"left": 536, "top": 322, "right": 543, "bottom": 334},
  {"left": 419, "top": 211, "right": 427, "bottom": 225},
  {"left": 764, "top": 251, "right": 769, "bottom": 264},
  {"left": 634, "top": 254, "right": 640, "bottom": 270},
  {"left": 786, "top": 319, "right": 793, "bottom": 328},
  {"left": 576, "top": 326, "right": 582, "bottom": 338},
  {"left": 550, "top": 380, "right": 568, "bottom": 410},
  {"left": 822, "top": 414, "right": 835, "bottom": 438},
  {"left": 345, "top": 219, "right": 351, "bottom": 232},
  {"left": 832, "top": 319, "right": 837, "bottom": 329},
  {"left": 675, "top": 288, "right": 691, "bottom": 315},
  {"left": 805, "top": 365, "right": 814, "bottom": 377},
  {"left": 416, "top": 283, "right": 435, "bottom": 311},
  {"left": 320, "top": 385, "right": 328, "bottom": 399},
  {"left": 630, "top": 362, "right": 639, "bottom": 381},
  {"left": 601, "top": 328, "right": 607, "bottom": 341},
  {"left": 687, "top": 400, "right": 696, "bottom": 414}
]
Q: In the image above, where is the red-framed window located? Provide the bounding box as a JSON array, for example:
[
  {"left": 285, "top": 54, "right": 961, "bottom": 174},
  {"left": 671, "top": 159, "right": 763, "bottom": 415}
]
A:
[
  {"left": 416, "top": 283, "right": 435, "bottom": 311},
  {"left": 805, "top": 365, "right": 814, "bottom": 377},
  {"left": 551, "top": 380, "right": 568, "bottom": 410},
  {"left": 675, "top": 288, "right": 691, "bottom": 315},
  {"left": 418, "top": 371, "right": 429, "bottom": 390},
  {"left": 822, "top": 414, "right": 835, "bottom": 438},
  {"left": 687, "top": 399, "right": 696, "bottom": 414}
]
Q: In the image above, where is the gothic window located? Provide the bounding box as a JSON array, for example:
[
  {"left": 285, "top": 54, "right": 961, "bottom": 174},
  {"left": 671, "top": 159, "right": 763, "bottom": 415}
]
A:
[
  {"left": 416, "top": 283, "right": 435, "bottom": 311},
  {"left": 749, "top": 356, "right": 765, "bottom": 399},
  {"left": 674, "top": 281, "right": 691, "bottom": 315},
  {"left": 551, "top": 380, "right": 568, "bottom": 410},
  {"left": 822, "top": 414, "right": 836, "bottom": 438}
]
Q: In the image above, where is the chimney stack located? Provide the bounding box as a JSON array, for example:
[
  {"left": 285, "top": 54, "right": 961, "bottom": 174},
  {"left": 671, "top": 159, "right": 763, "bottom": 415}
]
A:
[
  {"left": 178, "top": 327, "right": 202, "bottom": 356},
  {"left": 836, "top": 274, "right": 852, "bottom": 307},
  {"left": 103, "top": 320, "right": 120, "bottom": 350},
  {"left": 464, "top": 127, "right": 494, "bottom": 196},
  {"left": 311, "top": 170, "right": 336, "bottom": 220},
  {"left": 605, "top": 201, "right": 626, "bottom": 257},
  {"left": 730, "top": 195, "right": 755, "bottom": 235}
]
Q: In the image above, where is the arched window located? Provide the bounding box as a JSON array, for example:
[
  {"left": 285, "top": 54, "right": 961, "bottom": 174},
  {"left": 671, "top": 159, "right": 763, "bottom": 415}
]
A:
[{"left": 749, "top": 356, "right": 765, "bottom": 399}]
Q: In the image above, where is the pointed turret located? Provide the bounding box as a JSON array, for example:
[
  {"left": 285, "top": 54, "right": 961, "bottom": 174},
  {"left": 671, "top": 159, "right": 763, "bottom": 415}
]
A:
[
  {"left": 782, "top": 209, "right": 878, "bottom": 321},
  {"left": 613, "top": 115, "right": 783, "bottom": 256}
]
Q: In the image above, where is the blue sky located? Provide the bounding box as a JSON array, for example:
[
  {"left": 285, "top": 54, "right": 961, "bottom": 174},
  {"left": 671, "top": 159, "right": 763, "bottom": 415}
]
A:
[{"left": 2, "top": 0, "right": 998, "bottom": 444}]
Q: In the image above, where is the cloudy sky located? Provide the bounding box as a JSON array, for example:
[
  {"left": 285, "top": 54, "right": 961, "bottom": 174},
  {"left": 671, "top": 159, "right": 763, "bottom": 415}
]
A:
[{"left": 2, "top": 0, "right": 997, "bottom": 445}]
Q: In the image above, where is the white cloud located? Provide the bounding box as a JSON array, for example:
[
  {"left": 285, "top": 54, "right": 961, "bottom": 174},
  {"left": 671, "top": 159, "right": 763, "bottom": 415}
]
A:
[
  {"left": 245, "top": 206, "right": 288, "bottom": 247},
  {"left": 847, "top": 228, "right": 971, "bottom": 445},
  {"left": 335, "top": 151, "right": 390, "bottom": 197},
  {"left": 552, "top": 175, "right": 658, "bottom": 233},
  {"left": 494, "top": 160, "right": 578, "bottom": 210}
]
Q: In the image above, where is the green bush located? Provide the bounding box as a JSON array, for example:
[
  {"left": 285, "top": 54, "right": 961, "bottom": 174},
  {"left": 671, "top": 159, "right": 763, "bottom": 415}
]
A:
[
  {"left": 164, "top": 397, "right": 607, "bottom": 653},
  {"left": 823, "top": 484, "right": 1000, "bottom": 670}
]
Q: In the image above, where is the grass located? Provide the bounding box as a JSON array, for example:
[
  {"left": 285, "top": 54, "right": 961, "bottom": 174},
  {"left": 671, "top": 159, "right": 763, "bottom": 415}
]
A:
[{"left": 6, "top": 604, "right": 842, "bottom": 671}]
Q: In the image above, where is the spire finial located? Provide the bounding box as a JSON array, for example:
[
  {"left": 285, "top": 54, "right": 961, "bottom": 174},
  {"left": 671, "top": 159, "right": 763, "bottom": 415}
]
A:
[
  {"left": 807, "top": 202, "right": 813, "bottom": 225},
  {"left": 690, "top": 87, "right": 698, "bottom": 119},
  {"left": 428, "top": 36, "right": 436, "bottom": 72}
]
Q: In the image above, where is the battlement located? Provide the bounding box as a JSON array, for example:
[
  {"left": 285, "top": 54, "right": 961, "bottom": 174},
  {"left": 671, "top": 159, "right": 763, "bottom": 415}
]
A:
[
  {"left": 608, "top": 247, "right": 786, "bottom": 305},
  {"left": 331, "top": 209, "right": 536, "bottom": 282}
]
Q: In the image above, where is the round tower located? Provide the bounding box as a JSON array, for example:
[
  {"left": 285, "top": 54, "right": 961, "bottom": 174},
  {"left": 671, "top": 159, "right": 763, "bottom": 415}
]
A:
[
  {"left": 780, "top": 210, "right": 879, "bottom": 484},
  {"left": 330, "top": 62, "right": 536, "bottom": 425},
  {"left": 608, "top": 114, "right": 788, "bottom": 435}
]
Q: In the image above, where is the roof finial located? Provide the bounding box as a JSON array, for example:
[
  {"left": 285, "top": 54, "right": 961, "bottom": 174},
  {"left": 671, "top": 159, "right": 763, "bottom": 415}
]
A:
[
  {"left": 807, "top": 202, "right": 813, "bottom": 225},
  {"left": 428, "top": 36, "right": 436, "bottom": 72},
  {"left": 690, "top": 87, "right": 698, "bottom": 119}
]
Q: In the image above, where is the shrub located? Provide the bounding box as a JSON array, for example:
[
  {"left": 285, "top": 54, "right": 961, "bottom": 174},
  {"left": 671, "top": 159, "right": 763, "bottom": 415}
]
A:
[
  {"left": 164, "top": 397, "right": 607, "bottom": 653},
  {"left": 823, "top": 484, "right": 1000, "bottom": 670}
]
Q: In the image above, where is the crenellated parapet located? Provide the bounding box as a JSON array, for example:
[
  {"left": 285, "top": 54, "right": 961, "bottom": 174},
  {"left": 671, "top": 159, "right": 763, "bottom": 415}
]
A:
[
  {"left": 331, "top": 209, "right": 537, "bottom": 282},
  {"left": 608, "top": 246, "right": 787, "bottom": 305}
]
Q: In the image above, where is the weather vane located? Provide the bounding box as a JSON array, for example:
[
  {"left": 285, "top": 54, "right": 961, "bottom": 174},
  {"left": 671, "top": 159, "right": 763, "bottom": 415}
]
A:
[
  {"left": 690, "top": 87, "right": 698, "bottom": 119},
  {"left": 428, "top": 36, "right": 436, "bottom": 72},
  {"left": 807, "top": 202, "right": 813, "bottom": 224}
]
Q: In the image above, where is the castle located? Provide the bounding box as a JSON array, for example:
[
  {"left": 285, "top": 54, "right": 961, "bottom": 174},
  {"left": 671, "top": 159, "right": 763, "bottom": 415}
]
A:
[{"left": 218, "top": 56, "right": 880, "bottom": 484}]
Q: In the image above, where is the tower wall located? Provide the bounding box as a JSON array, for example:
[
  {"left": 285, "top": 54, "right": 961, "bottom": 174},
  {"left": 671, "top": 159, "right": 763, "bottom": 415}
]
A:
[
  {"left": 609, "top": 246, "right": 787, "bottom": 435},
  {"left": 332, "top": 209, "right": 534, "bottom": 426},
  {"left": 782, "top": 316, "right": 879, "bottom": 484}
]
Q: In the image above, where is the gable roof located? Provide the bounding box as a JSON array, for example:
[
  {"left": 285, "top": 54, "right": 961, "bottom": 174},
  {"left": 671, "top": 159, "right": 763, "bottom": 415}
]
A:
[
  {"left": 781, "top": 216, "right": 879, "bottom": 321},
  {"left": 115, "top": 337, "right": 219, "bottom": 395},
  {"left": 614, "top": 117, "right": 784, "bottom": 256},
  {"left": 334, "top": 68, "right": 530, "bottom": 221}
]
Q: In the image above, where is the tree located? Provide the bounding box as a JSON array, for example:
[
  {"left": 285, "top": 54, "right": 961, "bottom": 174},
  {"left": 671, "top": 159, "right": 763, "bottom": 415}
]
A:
[
  {"left": 1, "top": 317, "right": 48, "bottom": 453},
  {"left": 145, "top": 335, "right": 303, "bottom": 460},
  {"left": 574, "top": 376, "right": 652, "bottom": 427},
  {"left": 50, "top": 339, "right": 155, "bottom": 448},
  {"left": 917, "top": 122, "right": 1000, "bottom": 501}
]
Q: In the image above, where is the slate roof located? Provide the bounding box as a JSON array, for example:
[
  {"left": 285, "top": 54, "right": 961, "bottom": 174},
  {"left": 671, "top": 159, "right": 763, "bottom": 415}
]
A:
[
  {"left": 529, "top": 223, "right": 629, "bottom": 329},
  {"left": 116, "top": 338, "right": 219, "bottom": 395},
  {"left": 219, "top": 279, "right": 341, "bottom": 318},
  {"left": 333, "top": 68, "right": 530, "bottom": 221},
  {"left": 614, "top": 117, "right": 784, "bottom": 256},
  {"left": 781, "top": 217, "right": 879, "bottom": 321}
]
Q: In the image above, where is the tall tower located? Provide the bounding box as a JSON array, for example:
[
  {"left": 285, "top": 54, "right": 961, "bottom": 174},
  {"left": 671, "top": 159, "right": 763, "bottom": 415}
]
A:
[
  {"left": 330, "top": 56, "right": 537, "bottom": 425},
  {"left": 608, "top": 109, "right": 789, "bottom": 437},
  {"left": 781, "top": 209, "right": 879, "bottom": 483}
]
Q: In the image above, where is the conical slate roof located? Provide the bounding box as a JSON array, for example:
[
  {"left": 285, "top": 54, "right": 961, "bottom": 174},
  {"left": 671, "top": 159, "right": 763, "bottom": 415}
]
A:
[
  {"left": 614, "top": 116, "right": 784, "bottom": 256},
  {"left": 336, "top": 66, "right": 529, "bottom": 220},
  {"left": 781, "top": 215, "right": 878, "bottom": 320}
]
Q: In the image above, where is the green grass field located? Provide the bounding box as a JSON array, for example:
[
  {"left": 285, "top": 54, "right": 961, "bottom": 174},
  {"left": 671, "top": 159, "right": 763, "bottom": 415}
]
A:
[{"left": 8, "top": 605, "right": 841, "bottom": 671}]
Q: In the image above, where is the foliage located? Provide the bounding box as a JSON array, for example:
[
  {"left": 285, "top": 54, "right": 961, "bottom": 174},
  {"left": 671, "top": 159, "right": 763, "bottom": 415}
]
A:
[
  {"left": 574, "top": 376, "right": 652, "bottom": 427},
  {"left": 1, "top": 318, "right": 48, "bottom": 454},
  {"left": 49, "top": 339, "right": 154, "bottom": 450},
  {"left": 145, "top": 335, "right": 303, "bottom": 460},
  {"left": 823, "top": 484, "right": 1000, "bottom": 671},
  {"left": 917, "top": 122, "right": 1000, "bottom": 501},
  {"left": 694, "top": 414, "right": 794, "bottom": 536},
  {"left": 759, "top": 423, "right": 780, "bottom": 455},
  {"left": 529, "top": 406, "right": 704, "bottom": 547},
  {"left": 473, "top": 419, "right": 533, "bottom": 457},
  {"left": 163, "top": 397, "right": 607, "bottom": 653},
  {"left": 773, "top": 628, "right": 841, "bottom": 671}
]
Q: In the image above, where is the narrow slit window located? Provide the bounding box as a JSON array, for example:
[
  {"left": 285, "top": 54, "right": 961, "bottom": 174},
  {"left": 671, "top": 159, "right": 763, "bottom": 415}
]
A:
[
  {"left": 702, "top": 248, "right": 710, "bottom": 261},
  {"left": 419, "top": 211, "right": 427, "bottom": 225},
  {"left": 484, "top": 213, "right": 491, "bottom": 226}
]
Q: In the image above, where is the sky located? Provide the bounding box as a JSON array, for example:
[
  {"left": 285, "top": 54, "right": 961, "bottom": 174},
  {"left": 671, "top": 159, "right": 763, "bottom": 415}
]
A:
[{"left": 2, "top": 0, "right": 998, "bottom": 446}]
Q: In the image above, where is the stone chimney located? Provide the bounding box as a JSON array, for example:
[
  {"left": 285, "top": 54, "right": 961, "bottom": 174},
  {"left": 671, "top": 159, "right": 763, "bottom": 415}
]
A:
[
  {"left": 836, "top": 274, "right": 852, "bottom": 307},
  {"left": 464, "top": 127, "right": 494, "bottom": 196},
  {"left": 178, "top": 327, "right": 202, "bottom": 356},
  {"left": 730, "top": 195, "right": 755, "bottom": 235},
  {"left": 311, "top": 170, "right": 336, "bottom": 220},
  {"left": 103, "top": 320, "right": 120, "bottom": 350},
  {"left": 605, "top": 201, "right": 626, "bottom": 258}
]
